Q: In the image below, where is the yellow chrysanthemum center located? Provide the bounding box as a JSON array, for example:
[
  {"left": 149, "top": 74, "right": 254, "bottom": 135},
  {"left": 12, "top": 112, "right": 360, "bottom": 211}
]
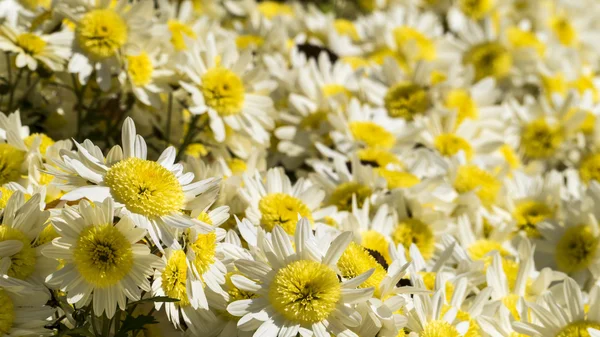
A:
[
  {"left": 0, "top": 144, "right": 25, "bottom": 185},
  {"left": 513, "top": 200, "right": 554, "bottom": 238},
  {"left": 361, "top": 230, "right": 391, "bottom": 264},
  {"left": 257, "top": 1, "right": 294, "bottom": 19},
  {"left": 500, "top": 144, "right": 521, "bottom": 169},
  {"left": 341, "top": 56, "right": 370, "bottom": 69},
  {"left": 188, "top": 232, "right": 217, "bottom": 276},
  {"left": 421, "top": 320, "right": 460, "bottom": 337},
  {"left": 349, "top": 121, "right": 395, "bottom": 149},
  {"left": 322, "top": 84, "right": 352, "bottom": 99},
  {"left": 358, "top": 148, "right": 401, "bottom": 168},
  {"left": 329, "top": 182, "right": 373, "bottom": 211},
  {"left": 24, "top": 133, "right": 54, "bottom": 155},
  {"left": 76, "top": 9, "right": 127, "bottom": 59},
  {"left": 15, "top": 33, "right": 46, "bottom": 56},
  {"left": 580, "top": 154, "right": 600, "bottom": 183},
  {"left": 236, "top": 35, "right": 264, "bottom": 49},
  {"left": 0, "top": 289, "right": 15, "bottom": 335},
  {"left": 555, "top": 321, "right": 600, "bottom": 337},
  {"left": 502, "top": 293, "right": 521, "bottom": 320},
  {"left": 18, "top": 0, "right": 51, "bottom": 10},
  {"left": 459, "top": 0, "right": 494, "bottom": 20},
  {"left": 0, "top": 187, "right": 14, "bottom": 209},
  {"left": 196, "top": 211, "right": 213, "bottom": 225},
  {"left": 105, "top": 158, "right": 184, "bottom": 217},
  {"left": 337, "top": 242, "right": 386, "bottom": 297},
  {"left": 185, "top": 143, "right": 208, "bottom": 158},
  {"left": 73, "top": 224, "right": 134, "bottom": 288},
  {"left": 556, "top": 225, "right": 599, "bottom": 273},
  {"left": 521, "top": 119, "right": 564, "bottom": 159},
  {"left": 334, "top": 19, "right": 359, "bottom": 41},
  {"left": 201, "top": 67, "right": 245, "bottom": 117},
  {"left": 393, "top": 26, "right": 436, "bottom": 61},
  {"left": 258, "top": 193, "right": 313, "bottom": 234},
  {"left": 463, "top": 42, "right": 512, "bottom": 81},
  {"left": 126, "top": 52, "right": 153, "bottom": 87},
  {"left": 507, "top": 27, "right": 545, "bottom": 56},
  {"left": 222, "top": 272, "right": 257, "bottom": 320},
  {"left": 35, "top": 224, "right": 59, "bottom": 247},
  {"left": 550, "top": 16, "right": 578, "bottom": 46},
  {"left": 454, "top": 165, "right": 500, "bottom": 206},
  {"left": 384, "top": 82, "right": 430, "bottom": 120},
  {"left": 376, "top": 168, "right": 420, "bottom": 189},
  {"left": 167, "top": 20, "right": 196, "bottom": 51},
  {"left": 445, "top": 89, "right": 478, "bottom": 125},
  {"left": 269, "top": 260, "right": 340, "bottom": 324},
  {"left": 441, "top": 305, "right": 482, "bottom": 337},
  {"left": 0, "top": 226, "right": 35, "bottom": 279},
  {"left": 368, "top": 47, "right": 405, "bottom": 66},
  {"left": 420, "top": 271, "right": 455, "bottom": 300},
  {"left": 434, "top": 134, "right": 473, "bottom": 159},
  {"left": 227, "top": 158, "right": 247, "bottom": 175},
  {"left": 162, "top": 250, "right": 190, "bottom": 307},
  {"left": 467, "top": 239, "right": 508, "bottom": 261},
  {"left": 580, "top": 112, "right": 596, "bottom": 134},
  {"left": 392, "top": 219, "right": 435, "bottom": 260}
]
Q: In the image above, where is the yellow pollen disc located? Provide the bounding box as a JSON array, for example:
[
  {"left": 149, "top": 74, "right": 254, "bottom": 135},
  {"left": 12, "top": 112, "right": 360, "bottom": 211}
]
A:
[
  {"left": 500, "top": 144, "right": 521, "bottom": 169},
  {"left": 376, "top": 168, "right": 420, "bottom": 189},
  {"left": 17, "top": 0, "right": 51, "bottom": 10},
  {"left": 257, "top": 1, "right": 294, "bottom": 19},
  {"left": 580, "top": 153, "right": 600, "bottom": 183},
  {"left": 168, "top": 20, "right": 197, "bottom": 51},
  {"left": 502, "top": 293, "right": 521, "bottom": 320},
  {"left": 434, "top": 134, "right": 473, "bottom": 159},
  {"left": 235, "top": 35, "right": 265, "bottom": 50},
  {"left": 571, "top": 76, "right": 598, "bottom": 101},
  {"left": 463, "top": 42, "right": 512, "bottom": 81},
  {"left": 15, "top": 33, "right": 46, "bottom": 56},
  {"left": 392, "top": 219, "right": 435, "bottom": 260},
  {"left": 269, "top": 260, "right": 341, "bottom": 325},
  {"left": 0, "top": 289, "right": 15, "bottom": 335},
  {"left": 76, "top": 9, "right": 128, "bottom": 59},
  {"left": 104, "top": 157, "right": 185, "bottom": 218},
  {"left": 441, "top": 305, "right": 482, "bottom": 337},
  {"left": 0, "top": 187, "right": 14, "bottom": 209},
  {"left": 73, "top": 224, "right": 134, "bottom": 288},
  {"left": 507, "top": 27, "right": 546, "bottom": 56},
  {"left": 227, "top": 158, "right": 247, "bottom": 175},
  {"left": 393, "top": 26, "right": 436, "bottom": 61},
  {"left": 258, "top": 193, "right": 313, "bottom": 234},
  {"left": 349, "top": 121, "right": 395, "bottom": 149},
  {"left": 419, "top": 271, "right": 455, "bottom": 300},
  {"left": 201, "top": 67, "right": 245, "bottom": 117},
  {"left": 162, "top": 250, "right": 190, "bottom": 307},
  {"left": 445, "top": 89, "right": 478, "bottom": 125},
  {"left": 196, "top": 212, "right": 213, "bottom": 225},
  {"left": 341, "top": 56, "right": 369, "bottom": 70},
  {"left": 513, "top": 200, "right": 554, "bottom": 237},
  {"left": 358, "top": 148, "right": 401, "bottom": 167},
  {"left": 467, "top": 239, "right": 509, "bottom": 261},
  {"left": 188, "top": 232, "right": 217, "bottom": 276},
  {"left": 454, "top": 165, "right": 500, "bottom": 206},
  {"left": 556, "top": 225, "right": 599, "bottom": 273},
  {"left": 384, "top": 82, "right": 430, "bottom": 120},
  {"left": 337, "top": 242, "right": 387, "bottom": 297},
  {"left": 580, "top": 112, "right": 597, "bottom": 135},
  {"left": 542, "top": 73, "right": 568, "bottom": 97},
  {"left": 521, "top": 119, "right": 564, "bottom": 159},
  {"left": 322, "top": 84, "right": 352, "bottom": 98},
  {"left": 126, "top": 52, "right": 153, "bottom": 87},
  {"left": 329, "top": 182, "right": 373, "bottom": 211},
  {"left": 0, "top": 226, "right": 36, "bottom": 279},
  {"left": 368, "top": 47, "right": 405, "bottom": 67},
  {"left": 550, "top": 16, "right": 578, "bottom": 46},
  {"left": 24, "top": 133, "right": 54, "bottom": 155},
  {"left": 361, "top": 230, "right": 391, "bottom": 264},
  {"left": 222, "top": 272, "right": 257, "bottom": 320},
  {"left": 334, "top": 19, "right": 359, "bottom": 41},
  {"left": 555, "top": 321, "right": 600, "bottom": 337},
  {"left": 35, "top": 224, "right": 59, "bottom": 247},
  {"left": 185, "top": 143, "right": 208, "bottom": 158},
  {"left": 421, "top": 320, "right": 460, "bottom": 337},
  {"left": 0, "top": 144, "right": 25, "bottom": 185},
  {"left": 459, "top": 0, "right": 494, "bottom": 20}
]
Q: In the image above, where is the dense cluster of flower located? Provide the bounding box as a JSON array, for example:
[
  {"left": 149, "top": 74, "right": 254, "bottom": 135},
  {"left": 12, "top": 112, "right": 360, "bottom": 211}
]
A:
[{"left": 3, "top": 0, "right": 600, "bottom": 336}]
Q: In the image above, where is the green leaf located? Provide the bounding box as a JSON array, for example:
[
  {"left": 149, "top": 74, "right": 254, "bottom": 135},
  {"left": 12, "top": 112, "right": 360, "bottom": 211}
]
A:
[{"left": 115, "top": 314, "right": 158, "bottom": 337}]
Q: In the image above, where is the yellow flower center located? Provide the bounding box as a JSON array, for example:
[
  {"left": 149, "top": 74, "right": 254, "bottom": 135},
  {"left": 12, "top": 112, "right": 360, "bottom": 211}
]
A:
[
  {"left": 361, "top": 230, "right": 391, "bottom": 264},
  {"left": 24, "top": 133, "right": 54, "bottom": 155},
  {"left": 126, "top": 52, "right": 153, "bottom": 87},
  {"left": 513, "top": 200, "right": 554, "bottom": 238},
  {"left": 384, "top": 82, "right": 430, "bottom": 120},
  {"left": 393, "top": 27, "right": 436, "bottom": 61},
  {"left": 502, "top": 293, "right": 521, "bottom": 320},
  {"left": 376, "top": 168, "right": 420, "bottom": 189},
  {"left": 337, "top": 242, "right": 387, "bottom": 297},
  {"left": 341, "top": 56, "right": 369, "bottom": 70},
  {"left": 392, "top": 219, "right": 435, "bottom": 260},
  {"left": 15, "top": 33, "right": 46, "bottom": 56},
  {"left": 550, "top": 16, "right": 578, "bottom": 46},
  {"left": 556, "top": 225, "right": 599, "bottom": 273},
  {"left": 185, "top": 143, "right": 208, "bottom": 158},
  {"left": 222, "top": 271, "right": 257, "bottom": 320},
  {"left": 454, "top": 165, "right": 500, "bottom": 206},
  {"left": 167, "top": 20, "right": 196, "bottom": 51},
  {"left": 196, "top": 211, "right": 213, "bottom": 225},
  {"left": 420, "top": 271, "right": 455, "bottom": 300},
  {"left": 555, "top": 321, "right": 600, "bottom": 337},
  {"left": 257, "top": 1, "right": 294, "bottom": 19},
  {"left": 227, "top": 158, "right": 247, "bottom": 175},
  {"left": 441, "top": 305, "right": 482, "bottom": 337},
  {"left": 358, "top": 148, "right": 401, "bottom": 168},
  {"left": 162, "top": 250, "right": 190, "bottom": 307},
  {"left": 580, "top": 154, "right": 600, "bottom": 184},
  {"left": 329, "top": 182, "right": 373, "bottom": 211},
  {"left": 581, "top": 112, "right": 597, "bottom": 134},
  {"left": 104, "top": 157, "right": 185, "bottom": 218},
  {"left": 368, "top": 47, "right": 405, "bottom": 67},
  {"left": 76, "top": 9, "right": 128, "bottom": 59},
  {"left": 0, "top": 187, "right": 14, "bottom": 209},
  {"left": 269, "top": 260, "right": 341, "bottom": 325},
  {"left": 463, "top": 42, "right": 512, "bottom": 81},
  {"left": 35, "top": 224, "right": 59, "bottom": 247},
  {"left": 188, "top": 232, "right": 217, "bottom": 276},
  {"left": 258, "top": 193, "right": 313, "bottom": 234},
  {"left": 507, "top": 27, "right": 545, "bottom": 56},
  {"left": 322, "top": 84, "right": 352, "bottom": 98},
  {"left": 500, "top": 144, "right": 521, "bottom": 169},
  {"left": 235, "top": 35, "right": 264, "bottom": 49},
  {"left": 349, "top": 121, "right": 395, "bottom": 149},
  {"left": 0, "top": 226, "right": 36, "bottom": 279},
  {"left": 521, "top": 119, "right": 564, "bottom": 159},
  {"left": 434, "top": 134, "right": 473, "bottom": 159},
  {"left": 334, "top": 19, "right": 359, "bottom": 41},
  {"left": 201, "top": 67, "right": 245, "bottom": 117},
  {"left": 17, "top": 0, "right": 51, "bottom": 10},
  {"left": 459, "top": 0, "right": 494, "bottom": 20},
  {"left": 73, "top": 224, "right": 134, "bottom": 288},
  {"left": 421, "top": 320, "right": 460, "bottom": 337},
  {"left": 445, "top": 89, "right": 478, "bottom": 125},
  {"left": 0, "top": 144, "right": 25, "bottom": 185},
  {"left": 467, "top": 239, "right": 508, "bottom": 261},
  {"left": 0, "top": 289, "right": 15, "bottom": 336}
]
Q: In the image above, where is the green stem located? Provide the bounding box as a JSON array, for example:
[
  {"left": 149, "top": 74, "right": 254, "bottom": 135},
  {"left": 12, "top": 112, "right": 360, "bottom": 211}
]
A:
[
  {"left": 101, "top": 314, "right": 111, "bottom": 337},
  {"left": 7, "top": 68, "right": 24, "bottom": 111},
  {"left": 165, "top": 92, "right": 173, "bottom": 147},
  {"left": 11, "top": 75, "right": 40, "bottom": 111},
  {"left": 72, "top": 74, "right": 91, "bottom": 141},
  {"left": 5, "top": 52, "right": 12, "bottom": 83},
  {"left": 174, "top": 114, "right": 202, "bottom": 163},
  {"left": 90, "top": 314, "right": 100, "bottom": 336},
  {"left": 113, "top": 309, "right": 121, "bottom": 335}
]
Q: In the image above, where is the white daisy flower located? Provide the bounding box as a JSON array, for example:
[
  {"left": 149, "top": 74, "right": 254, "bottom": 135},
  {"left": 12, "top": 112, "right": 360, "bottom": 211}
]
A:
[{"left": 405, "top": 288, "right": 470, "bottom": 337}]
